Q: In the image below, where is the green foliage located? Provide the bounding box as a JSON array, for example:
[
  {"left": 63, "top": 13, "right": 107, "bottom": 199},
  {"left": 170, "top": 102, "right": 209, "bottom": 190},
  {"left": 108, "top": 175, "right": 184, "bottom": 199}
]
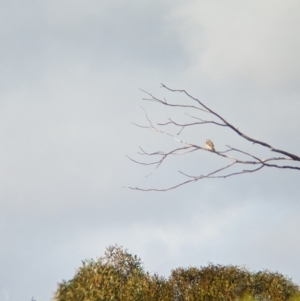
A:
[
  {"left": 54, "top": 245, "right": 300, "bottom": 301},
  {"left": 100, "top": 245, "right": 144, "bottom": 278},
  {"left": 169, "top": 265, "right": 300, "bottom": 301},
  {"left": 54, "top": 245, "right": 169, "bottom": 301}
]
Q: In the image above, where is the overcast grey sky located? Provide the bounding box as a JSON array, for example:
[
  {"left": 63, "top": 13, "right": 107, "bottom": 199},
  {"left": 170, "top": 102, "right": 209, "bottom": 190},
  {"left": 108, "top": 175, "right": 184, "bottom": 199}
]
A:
[{"left": 1, "top": 1, "right": 300, "bottom": 300}]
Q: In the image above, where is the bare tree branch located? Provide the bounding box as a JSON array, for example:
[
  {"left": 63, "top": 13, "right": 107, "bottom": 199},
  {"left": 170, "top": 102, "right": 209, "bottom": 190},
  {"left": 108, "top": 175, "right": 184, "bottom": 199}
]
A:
[
  {"left": 161, "top": 84, "right": 300, "bottom": 161},
  {"left": 126, "top": 84, "right": 300, "bottom": 191}
]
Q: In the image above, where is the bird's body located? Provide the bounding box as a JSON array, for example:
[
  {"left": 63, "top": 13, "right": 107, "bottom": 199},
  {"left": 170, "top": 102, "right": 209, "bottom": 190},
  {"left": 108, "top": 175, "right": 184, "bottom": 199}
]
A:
[{"left": 205, "top": 139, "right": 215, "bottom": 151}]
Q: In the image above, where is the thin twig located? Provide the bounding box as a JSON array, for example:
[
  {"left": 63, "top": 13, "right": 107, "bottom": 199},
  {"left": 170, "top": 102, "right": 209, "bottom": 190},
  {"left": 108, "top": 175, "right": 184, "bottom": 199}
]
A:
[{"left": 126, "top": 85, "right": 300, "bottom": 191}]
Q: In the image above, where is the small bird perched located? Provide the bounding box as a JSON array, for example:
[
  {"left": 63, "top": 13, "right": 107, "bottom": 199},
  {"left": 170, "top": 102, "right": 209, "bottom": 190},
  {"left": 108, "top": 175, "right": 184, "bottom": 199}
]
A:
[{"left": 205, "top": 139, "right": 215, "bottom": 151}]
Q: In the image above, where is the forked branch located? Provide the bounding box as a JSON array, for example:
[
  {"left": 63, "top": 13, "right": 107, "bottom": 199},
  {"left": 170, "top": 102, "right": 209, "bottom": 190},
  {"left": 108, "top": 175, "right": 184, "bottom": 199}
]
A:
[{"left": 126, "top": 84, "right": 300, "bottom": 191}]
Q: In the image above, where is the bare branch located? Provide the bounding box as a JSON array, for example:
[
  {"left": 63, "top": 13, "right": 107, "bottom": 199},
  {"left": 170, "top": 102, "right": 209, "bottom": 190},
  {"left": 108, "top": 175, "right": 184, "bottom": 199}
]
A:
[
  {"left": 161, "top": 84, "right": 300, "bottom": 161},
  {"left": 140, "top": 89, "right": 209, "bottom": 113},
  {"left": 126, "top": 85, "right": 300, "bottom": 191},
  {"left": 157, "top": 118, "right": 226, "bottom": 135}
]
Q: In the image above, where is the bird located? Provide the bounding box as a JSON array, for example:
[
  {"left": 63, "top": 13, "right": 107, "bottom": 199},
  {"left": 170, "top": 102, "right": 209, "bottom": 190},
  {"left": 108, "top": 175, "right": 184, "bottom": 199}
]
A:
[{"left": 205, "top": 139, "right": 215, "bottom": 151}]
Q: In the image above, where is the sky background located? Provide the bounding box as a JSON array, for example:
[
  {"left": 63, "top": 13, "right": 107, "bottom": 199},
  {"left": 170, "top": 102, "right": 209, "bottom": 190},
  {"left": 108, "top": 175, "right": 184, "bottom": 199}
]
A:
[{"left": 1, "top": 1, "right": 300, "bottom": 300}]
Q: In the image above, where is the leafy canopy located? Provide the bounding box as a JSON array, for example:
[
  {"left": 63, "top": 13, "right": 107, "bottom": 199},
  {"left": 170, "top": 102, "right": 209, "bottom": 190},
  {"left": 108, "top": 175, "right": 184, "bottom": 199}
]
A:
[{"left": 54, "top": 245, "right": 300, "bottom": 301}]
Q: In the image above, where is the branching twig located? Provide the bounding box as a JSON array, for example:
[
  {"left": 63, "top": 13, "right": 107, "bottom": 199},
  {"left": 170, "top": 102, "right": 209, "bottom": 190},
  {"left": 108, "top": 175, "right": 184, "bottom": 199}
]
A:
[
  {"left": 161, "top": 84, "right": 300, "bottom": 161},
  {"left": 126, "top": 85, "right": 300, "bottom": 191}
]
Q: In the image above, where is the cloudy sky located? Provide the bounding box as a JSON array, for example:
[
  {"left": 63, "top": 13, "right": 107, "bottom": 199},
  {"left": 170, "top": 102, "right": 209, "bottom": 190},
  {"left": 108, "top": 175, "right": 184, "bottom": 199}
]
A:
[{"left": 1, "top": 1, "right": 300, "bottom": 300}]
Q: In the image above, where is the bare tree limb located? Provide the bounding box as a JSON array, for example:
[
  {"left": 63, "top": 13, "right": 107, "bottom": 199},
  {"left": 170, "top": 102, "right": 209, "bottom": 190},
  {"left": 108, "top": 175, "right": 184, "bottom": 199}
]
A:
[
  {"left": 126, "top": 84, "right": 300, "bottom": 191},
  {"left": 161, "top": 84, "right": 300, "bottom": 161}
]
